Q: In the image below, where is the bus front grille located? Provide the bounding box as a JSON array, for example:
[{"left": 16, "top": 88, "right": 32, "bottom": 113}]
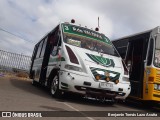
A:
[{"left": 156, "top": 74, "right": 160, "bottom": 83}]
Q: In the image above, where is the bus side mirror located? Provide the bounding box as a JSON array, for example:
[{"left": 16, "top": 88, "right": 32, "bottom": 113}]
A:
[{"left": 58, "top": 46, "right": 61, "bottom": 50}]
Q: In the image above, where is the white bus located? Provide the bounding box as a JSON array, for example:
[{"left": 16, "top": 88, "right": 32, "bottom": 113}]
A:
[{"left": 29, "top": 20, "right": 131, "bottom": 104}]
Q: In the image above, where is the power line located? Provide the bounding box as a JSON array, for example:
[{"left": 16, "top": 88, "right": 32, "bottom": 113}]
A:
[{"left": 0, "top": 26, "right": 36, "bottom": 44}]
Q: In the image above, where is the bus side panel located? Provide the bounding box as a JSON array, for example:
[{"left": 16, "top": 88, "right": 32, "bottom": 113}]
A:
[{"left": 143, "top": 67, "right": 160, "bottom": 101}]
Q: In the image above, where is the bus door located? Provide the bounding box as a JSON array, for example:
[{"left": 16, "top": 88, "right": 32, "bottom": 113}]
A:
[
  {"left": 29, "top": 45, "right": 38, "bottom": 79},
  {"left": 39, "top": 27, "right": 61, "bottom": 84},
  {"left": 125, "top": 39, "right": 146, "bottom": 98},
  {"left": 34, "top": 40, "right": 44, "bottom": 82}
]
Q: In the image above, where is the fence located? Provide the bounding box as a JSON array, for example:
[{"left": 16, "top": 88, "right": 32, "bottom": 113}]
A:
[{"left": 0, "top": 49, "right": 31, "bottom": 72}]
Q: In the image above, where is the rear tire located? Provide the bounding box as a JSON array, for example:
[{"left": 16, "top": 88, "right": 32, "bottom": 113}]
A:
[{"left": 50, "top": 75, "right": 61, "bottom": 98}]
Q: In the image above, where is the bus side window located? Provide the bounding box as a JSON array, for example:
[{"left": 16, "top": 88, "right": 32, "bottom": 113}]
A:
[
  {"left": 31, "top": 45, "right": 38, "bottom": 61},
  {"left": 50, "top": 30, "right": 61, "bottom": 56},
  {"left": 40, "top": 37, "right": 48, "bottom": 58},
  {"left": 52, "top": 39, "right": 61, "bottom": 56},
  {"left": 147, "top": 39, "right": 154, "bottom": 65},
  {"left": 36, "top": 41, "right": 43, "bottom": 58}
]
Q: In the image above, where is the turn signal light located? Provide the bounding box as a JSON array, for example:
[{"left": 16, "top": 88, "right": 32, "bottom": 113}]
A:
[
  {"left": 115, "top": 80, "right": 119, "bottom": 84},
  {"left": 106, "top": 77, "right": 110, "bottom": 82},
  {"left": 95, "top": 75, "right": 100, "bottom": 80}
]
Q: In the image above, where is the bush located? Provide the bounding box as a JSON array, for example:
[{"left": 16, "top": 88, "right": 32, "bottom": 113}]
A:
[{"left": 16, "top": 72, "right": 28, "bottom": 78}]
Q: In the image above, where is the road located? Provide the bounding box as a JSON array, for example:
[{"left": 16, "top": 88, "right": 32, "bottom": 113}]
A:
[{"left": 0, "top": 76, "right": 159, "bottom": 120}]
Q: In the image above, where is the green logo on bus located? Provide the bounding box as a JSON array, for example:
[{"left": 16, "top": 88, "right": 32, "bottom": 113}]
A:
[{"left": 86, "top": 53, "right": 115, "bottom": 67}]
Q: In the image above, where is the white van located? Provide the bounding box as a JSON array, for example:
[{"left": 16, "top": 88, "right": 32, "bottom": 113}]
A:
[{"left": 29, "top": 21, "right": 131, "bottom": 104}]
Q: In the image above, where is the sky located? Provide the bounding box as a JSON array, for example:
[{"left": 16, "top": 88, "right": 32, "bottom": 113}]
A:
[{"left": 0, "top": 0, "right": 160, "bottom": 56}]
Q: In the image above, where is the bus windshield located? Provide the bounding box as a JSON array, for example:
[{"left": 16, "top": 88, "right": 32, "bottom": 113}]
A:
[
  {"left": 154, "top": 37, "right": 160, "bottom": 67},
  {"left": 61, "top": 23, "right": 119, "bottom": 57}
]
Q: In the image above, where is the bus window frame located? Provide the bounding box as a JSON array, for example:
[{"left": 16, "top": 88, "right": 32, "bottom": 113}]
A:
[
  {"left": 146, "top": 38, "right": 154, "bottom": 66},
  {"left": 36, "top": 40, "right": 44, "bottom": 59},
  {"left": 153, "top": 35, "right": 160, "bottom": 68},
  {"left": 40, "top": 37, "right": 48, "bottom": 58},
  {"left": 31, "top": 44, "right": 38, "bottom": 61},
  {"left": 50, "top": 29, "right": 61, "bottom": 56}
]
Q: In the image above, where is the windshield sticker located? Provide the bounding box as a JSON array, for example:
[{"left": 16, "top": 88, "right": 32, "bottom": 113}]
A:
[
  {"left": 86, "top": 53, "right": 115, "bottom": 67},
  {"left": 67, "top": 38, "right": 81, "bottom": 47}
]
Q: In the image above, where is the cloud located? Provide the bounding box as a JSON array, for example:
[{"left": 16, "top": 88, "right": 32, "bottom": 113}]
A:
[{"left": 0, "top": 0, "right": 160, "bottom": 56}]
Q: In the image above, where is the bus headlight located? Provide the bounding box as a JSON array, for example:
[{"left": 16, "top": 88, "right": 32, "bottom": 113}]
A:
[
  {"left": 154, "top": 84, "right": 158, "bottom": 90},
  {"left": 154, "top": 84, "right": 160, "bottom": 90},
  {"left": 158, "top": 84, "right": 160, "bottom": 90},
  {"left": 65, "top": 64, "right": 83, "bottom": 72}
]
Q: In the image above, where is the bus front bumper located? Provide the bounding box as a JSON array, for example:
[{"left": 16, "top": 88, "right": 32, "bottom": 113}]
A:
[{"left": 59, "top": 71, "right": 129, "bottom": 100}]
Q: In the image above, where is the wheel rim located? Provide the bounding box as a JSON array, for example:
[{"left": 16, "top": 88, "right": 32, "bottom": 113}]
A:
[{"left": 51, "top": 75, "right": 58, "bottom": 95}]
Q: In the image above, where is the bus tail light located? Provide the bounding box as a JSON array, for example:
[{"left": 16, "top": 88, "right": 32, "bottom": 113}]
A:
[
  {"left": 65, "top": 45, "right": 79, "bottom": 64},
  {"left": 122, "top": 60, "right": 129, "bottom": 75}
]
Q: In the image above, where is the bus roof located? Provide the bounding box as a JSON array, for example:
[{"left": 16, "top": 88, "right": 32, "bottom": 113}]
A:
[
  {"left": 112, "top": 26, "right": 160, "bottom": 42},
  {"left": 35, "top": 22, "right": 107, "bottom": 46}
]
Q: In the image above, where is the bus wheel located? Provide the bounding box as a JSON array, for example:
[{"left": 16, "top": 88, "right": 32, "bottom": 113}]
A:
[{"left": 50, "top": 75, "right": 61, "bottom": 98}]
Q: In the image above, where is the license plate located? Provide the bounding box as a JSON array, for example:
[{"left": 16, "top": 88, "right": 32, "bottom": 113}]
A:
[{"left": 99, "top": 82, "right": 113, "bottom": 89}]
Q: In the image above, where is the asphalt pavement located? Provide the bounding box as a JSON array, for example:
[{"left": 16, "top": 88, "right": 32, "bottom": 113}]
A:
[{"left": 0, "top": 76, "right": 159, "bottom": 120}]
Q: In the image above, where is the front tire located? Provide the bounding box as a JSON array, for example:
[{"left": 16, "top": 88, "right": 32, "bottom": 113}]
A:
[{"left": 50, "top": 75, "right": 61, "bottom": 98}]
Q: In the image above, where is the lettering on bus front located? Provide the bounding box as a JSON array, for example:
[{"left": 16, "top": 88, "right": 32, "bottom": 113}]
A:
[{"left": 62, "top": 24, "right": 111, "bottom": 45}]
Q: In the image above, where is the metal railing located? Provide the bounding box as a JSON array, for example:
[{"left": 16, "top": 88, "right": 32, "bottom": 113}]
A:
[{"left": 0, "top": 49, "right": 31, "bottom": 71}]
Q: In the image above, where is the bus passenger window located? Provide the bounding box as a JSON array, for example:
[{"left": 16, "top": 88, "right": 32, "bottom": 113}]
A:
[
  {"left": 36, "top": 41, "right": 43, "bottom": 58},
  {"left": 40, "top": 38, "right": 47, "bottom": 58},
  {"left": 147, "top": 39, "right": 153, "bottom": 65},
  {"left": 31, "top": 45, "right": 38, "bottom": 61},
  {"left": 51, "top": 32, "right": 61, "bottom": 56}
]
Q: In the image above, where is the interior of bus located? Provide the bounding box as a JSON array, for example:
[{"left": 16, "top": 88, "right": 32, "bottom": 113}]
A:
[
  {"left": 125, "top": 39, "right": 146, "bottom": 98},
  {"left": 113, "top": 32, "right": 152, "bottom": 99}
]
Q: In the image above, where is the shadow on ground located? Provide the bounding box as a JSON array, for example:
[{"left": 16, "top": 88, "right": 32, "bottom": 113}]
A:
[
  {"left": 9, "top": 78, "right": 118, "bottom": 107},
  {"left": 9, "top": 77, "right": 160, "bottom": 111}
]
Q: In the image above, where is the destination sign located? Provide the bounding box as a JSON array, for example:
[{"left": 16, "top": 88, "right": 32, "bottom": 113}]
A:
[{"left": 62, "top": 23, "right": 111, "bottom": 45}]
